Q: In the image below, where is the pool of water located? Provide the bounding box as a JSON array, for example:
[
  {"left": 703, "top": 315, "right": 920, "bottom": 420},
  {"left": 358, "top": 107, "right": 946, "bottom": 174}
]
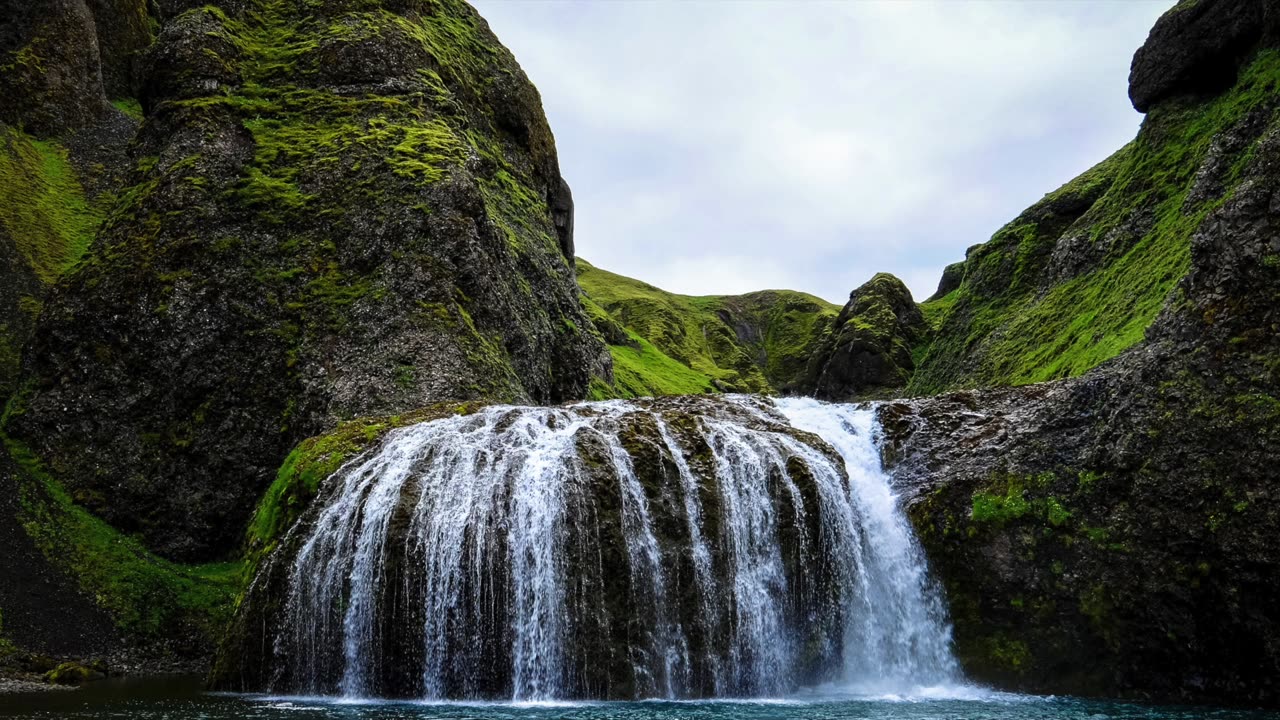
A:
[{"left": 2, "top": 678, "right": 1278, "bottom": 720}]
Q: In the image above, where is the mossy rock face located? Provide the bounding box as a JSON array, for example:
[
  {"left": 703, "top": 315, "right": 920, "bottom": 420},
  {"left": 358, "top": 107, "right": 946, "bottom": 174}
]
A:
[
  {"left": 1128, "top": 0, "right": 1280, "bottom": 113},
  {"left": 909, "top": 9, "right": 1280, "bottom": 395},
  {"left": 44, "top": 660, "right": 106, "bottom": 685},
  {"left": 0, "top": 0, "right": 144, "bottom": 405},
  {"left": 577, "top": 260, "right": 839, "bottom": 399},
  {"left": 6, "top": 0, "right": 609, "bottom": 562},
  {"left": 0, "top": 0, "right": 111, "bottom": 135},
  {"left": 881, "top": 21, "right": 1280, "bottom": 702},
  {"left": 801, "top": 273, "right": 925, "bottom": 401}
]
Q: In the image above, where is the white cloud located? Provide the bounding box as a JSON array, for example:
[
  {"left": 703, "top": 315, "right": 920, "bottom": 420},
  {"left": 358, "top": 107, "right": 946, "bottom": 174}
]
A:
[{"left": 472, "top": 0, "right": 1173, "bottom": 302}]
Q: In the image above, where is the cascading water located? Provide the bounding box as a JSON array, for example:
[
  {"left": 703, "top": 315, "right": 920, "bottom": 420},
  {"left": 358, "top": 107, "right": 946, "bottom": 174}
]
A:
[
  {"left": 247, "top": 396, "right": 960, "bottom": 701},
  {"left": 775, "top": 397, "right": 959, "bottom": 693}
]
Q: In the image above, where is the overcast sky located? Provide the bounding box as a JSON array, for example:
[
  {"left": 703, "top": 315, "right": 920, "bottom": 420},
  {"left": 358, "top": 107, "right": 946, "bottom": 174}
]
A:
[{"left": 472, "top": 0, "right": 1172, "bottom": 304}]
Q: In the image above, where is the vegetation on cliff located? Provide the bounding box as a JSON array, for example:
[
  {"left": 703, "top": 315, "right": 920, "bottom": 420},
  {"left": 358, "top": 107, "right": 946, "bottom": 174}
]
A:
[
  {"left": 4, "top": 0, "right": 608, "bottom": 565},
  {"left": 0, "top": 129, "right": 102, "bottom": 401},
  {"left": 884, "top": 2, "right": 1280, "bottom": 703},
  {"left": 909, "top": 46, "right": 1280, "bottom": 394},
  {"left": 577, "top": 260, "right": 839, "bottom": 397}
]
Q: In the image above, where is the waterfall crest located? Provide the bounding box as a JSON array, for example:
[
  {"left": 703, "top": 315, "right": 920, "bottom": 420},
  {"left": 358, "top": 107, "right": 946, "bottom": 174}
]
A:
[{"left": 233, "top": 396, "right": 959, "bottom": 700}]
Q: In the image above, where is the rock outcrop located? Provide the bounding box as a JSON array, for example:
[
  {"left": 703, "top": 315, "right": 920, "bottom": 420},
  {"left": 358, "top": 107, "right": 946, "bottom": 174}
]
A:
[
  {"left": 801, "top": 273, "right": 925, "bottom": 401},
  {"left": 925, "top": 261, "right": 964, "bottom": 302},
  {"left": 1129, "top": 0, "right": 1280, "bottom": 113},
  {"left": 4, "top": 0, "right": 610, "bottom": 562},
  {"left": 878, "top": 2, "right": 1280, "bottom": 703}
]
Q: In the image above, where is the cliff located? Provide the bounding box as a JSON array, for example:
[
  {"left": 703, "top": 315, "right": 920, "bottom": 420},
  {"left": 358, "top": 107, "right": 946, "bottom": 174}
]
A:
[
  {"left": 875, "top": 0, "right": 1280, "bottom": 704},
  {"left": 0, "top": 0, "right": 610, "bottom": 666},
  {"left": 3, "top": 0, "right": 610, "bottom": 565}
]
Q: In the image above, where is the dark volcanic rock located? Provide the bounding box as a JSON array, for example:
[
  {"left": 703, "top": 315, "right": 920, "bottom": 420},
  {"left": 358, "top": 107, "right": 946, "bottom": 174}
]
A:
[
  {"left": 1129, "top": 0, "right": 1280, "bottom": 113},
  {"left": 883, "top": 100, "right": 1280, "bottom": 706},
  {"left": 0, "top": 0, "right": 111, "bottom": 136},
  {"left": 6, "top": 0, "right": 610, "bottom": 562},
  {"left": 801, "top": 273, "right": 925, "bottom": 401},
  {"left": 925, "top": 261, "right": 964, "bottom": 302}
]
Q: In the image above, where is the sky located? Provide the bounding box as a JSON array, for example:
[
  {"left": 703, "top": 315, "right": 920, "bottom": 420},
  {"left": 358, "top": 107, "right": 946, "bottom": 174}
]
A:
[{"left": 471, "top": 0, "right": 1173, "bottom": 304}]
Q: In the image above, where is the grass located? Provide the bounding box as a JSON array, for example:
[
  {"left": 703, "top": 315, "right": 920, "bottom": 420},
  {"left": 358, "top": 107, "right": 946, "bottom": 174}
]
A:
[
  {"left": 243, "top": 402, "right": 483, "bottom": 582},
  {"left": 578, "top": 260, "right": 838, "bottom": 396},
  {"left": 0, "top": 129, "right": 101, "bottom": 285},
  {"left": 110, "top": 98, "right": 144, "bottom": 121},
  {"left": 910, "top": 50, "right": 1280, "bottom": 393},
  {"left": 3, "top": 428, "right": 240, "bottom": 645}
]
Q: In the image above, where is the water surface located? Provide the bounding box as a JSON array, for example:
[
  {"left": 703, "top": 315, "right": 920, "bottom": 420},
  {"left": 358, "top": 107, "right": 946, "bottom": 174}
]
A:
[{"left": 3, "top": 679, "right": 1277, "bottom": 720}]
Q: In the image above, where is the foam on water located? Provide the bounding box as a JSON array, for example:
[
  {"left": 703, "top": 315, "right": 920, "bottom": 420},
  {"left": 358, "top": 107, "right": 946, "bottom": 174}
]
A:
[{"left": 268, "top": 397, "right": 965, "bottom": 702}]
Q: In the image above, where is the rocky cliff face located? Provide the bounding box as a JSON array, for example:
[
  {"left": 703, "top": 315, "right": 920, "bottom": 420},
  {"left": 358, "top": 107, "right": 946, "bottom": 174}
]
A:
[
  {"left": 0, "top": 0, "right": 148, "bottom": 404},
  {"left": 3, "top": 0, "right": 610, "bottom": 563},
  {"left": 909, "top": 0, "right": 1280, "bottom": 395},
  {"left": 801, "top": 273, "right": 925, "bottom": 401},
  {"left": 876, "top": 0, "right": 1280, "bottom": 704}
]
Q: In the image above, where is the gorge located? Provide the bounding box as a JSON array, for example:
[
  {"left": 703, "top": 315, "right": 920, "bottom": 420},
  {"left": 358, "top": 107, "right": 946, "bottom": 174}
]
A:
[{"left": 1, "top": 0, "right": 1279, "bottom": 715}]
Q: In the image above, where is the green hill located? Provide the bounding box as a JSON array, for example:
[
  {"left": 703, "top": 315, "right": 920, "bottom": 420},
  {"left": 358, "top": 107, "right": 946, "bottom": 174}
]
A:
[{"left": 577, "top": 260, "right": 840, "bottom": 398}]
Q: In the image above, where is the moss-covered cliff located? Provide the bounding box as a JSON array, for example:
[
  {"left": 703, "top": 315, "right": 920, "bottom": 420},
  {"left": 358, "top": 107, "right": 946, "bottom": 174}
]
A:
[
  {"left": 577, "top": 260, "right": 840, "bottom": 397},
  {"left": 879, "top": 0, "right": 1280, "bottom": 705},
  {"left": 909, "top": 11, "right": 1280, "bottom": 394},
  {"left": 801, "top": 273, "right": 926, "bottom": 401},
  {"left": 3, "top": 0, "right": 610, "bottom": 564}
]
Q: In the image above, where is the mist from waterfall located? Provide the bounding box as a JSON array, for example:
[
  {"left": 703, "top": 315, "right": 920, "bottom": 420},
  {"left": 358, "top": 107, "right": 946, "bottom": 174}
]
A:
[{"left": 263, "top": 397, "right": 961, "bottom": 701}]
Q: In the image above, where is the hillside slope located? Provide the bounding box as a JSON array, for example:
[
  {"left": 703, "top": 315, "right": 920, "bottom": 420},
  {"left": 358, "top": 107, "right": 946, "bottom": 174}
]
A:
[
  {"left": 4, "top": 0, "right": 610, "bottom": 564},
  {"left": 883, "top": 0, "right": 1280, "bottom": 705},
  {"left": 577, "top": 260, "right": 839, "bottom": 397},
  {"left": 909, "top": 13, "right": 1280, "bottom": 394}
]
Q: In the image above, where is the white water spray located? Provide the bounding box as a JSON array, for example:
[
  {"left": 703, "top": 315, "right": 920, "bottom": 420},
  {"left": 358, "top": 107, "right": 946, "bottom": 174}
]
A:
[{"left": 267, "top": 397, "right": 961, "bottom": 701}]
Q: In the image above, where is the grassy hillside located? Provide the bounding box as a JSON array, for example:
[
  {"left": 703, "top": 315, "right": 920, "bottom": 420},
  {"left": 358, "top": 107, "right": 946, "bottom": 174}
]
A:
[
  {"left": 910, "top": 49, "right": 1280, "bottom": 394},
  {"left": 0, "top": 128, "right": 103, "bottom": 400},
  {"left": 577, "top": 260, "right": 839, "bottom": 398}
]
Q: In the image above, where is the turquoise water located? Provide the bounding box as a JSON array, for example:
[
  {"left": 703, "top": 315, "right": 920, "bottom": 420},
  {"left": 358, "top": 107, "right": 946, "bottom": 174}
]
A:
[{"left": 2, "top": 678, "right": 1277, "bottom": 720}]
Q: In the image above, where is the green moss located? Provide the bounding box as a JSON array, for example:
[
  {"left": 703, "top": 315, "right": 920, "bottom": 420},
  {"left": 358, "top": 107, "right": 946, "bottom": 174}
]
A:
[
  {"left": 971, "top": 485, "right": 1032, "bottom": 525},
  {"left": 578, "top": 260, "right": 838, "bottom": 396},
  {"left": 0, "top": 129, "right": 101, "bottom": 285},
  {"left": 911, "top": 50, "right": 1280, "bottom": 394},
  {"left": 3, "top": 433, "right": 239, "bottom": 644},
  {"left": 110, "top": 98, "right": 144, "bottom": 121},
  {"left": 980, "top": 634, "right": 1031, "bottom": 672},
  {"left": 1046, "top": 497, "right": 1072, "bottom": 527}
]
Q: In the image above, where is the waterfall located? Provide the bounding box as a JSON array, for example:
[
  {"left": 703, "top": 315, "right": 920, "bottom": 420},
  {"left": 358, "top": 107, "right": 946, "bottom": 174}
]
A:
[
  {"left": 258, "top": 396, "right": 959, "bottom": 701},
  {"left": 774, "top": 397, "right": 959, "bottom": 693}
]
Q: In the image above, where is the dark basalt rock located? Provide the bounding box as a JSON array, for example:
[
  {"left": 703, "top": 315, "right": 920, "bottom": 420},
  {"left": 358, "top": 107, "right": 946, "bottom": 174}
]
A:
[
  {"left": 0, "top": 0, "right": 111, "bottom": 136},
  {"left": 5, "top": 0, "right": 610, "bottom": 562},
  {"left": 925, "top": 261, "right": 964, "bottom": 302},
  {"left": 1129, "top": 0, "right": 1280, "bottom": 113},
  {"left": 883, "top": 96, "right": 1280, "bottom": 707},
  {"left": 801, "top": 273, "right": 925, "bottom": 401}
]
